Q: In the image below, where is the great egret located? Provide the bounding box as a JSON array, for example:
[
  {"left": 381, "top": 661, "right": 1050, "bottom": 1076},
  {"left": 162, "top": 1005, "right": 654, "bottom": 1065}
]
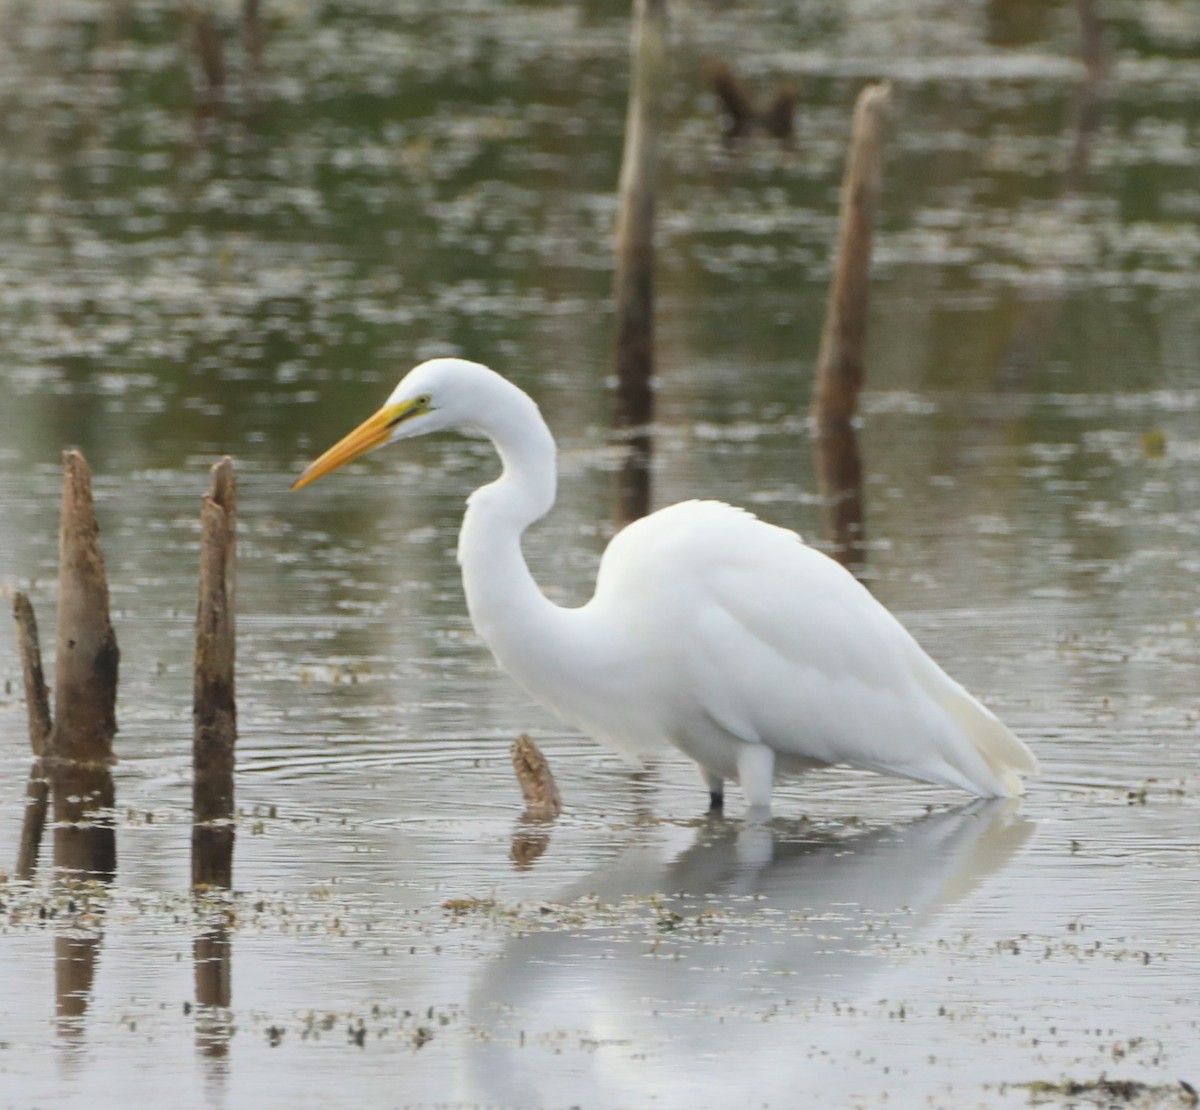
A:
[{"left": 293, "top": 358, "right": 1037, "bottom": 814}]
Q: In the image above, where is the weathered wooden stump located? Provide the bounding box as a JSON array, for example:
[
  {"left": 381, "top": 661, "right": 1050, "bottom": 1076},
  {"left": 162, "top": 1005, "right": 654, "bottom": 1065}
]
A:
[
  {"left": 509, "top": 733, "right": 562, "bottom": 868},
  {"left": 511, "top": 733, "right": 562, "bottom": 821},
  {"left": 51, "top": 450, "right": 119, "bottom": 764},
  {"left": 811, "top": 83, "right": 891, "bottom": 573},
  {"left": 612, "top": 0, "right": 667, "bottom": 525},
  {"left": 12, "top": 592, "right": 52, "bottom": 880},
  {"left": 49, "top": 450, "right": 119, "bottom": 879},
  {"left": 192, "top": 457, "right": 238, "bottom": 889}
]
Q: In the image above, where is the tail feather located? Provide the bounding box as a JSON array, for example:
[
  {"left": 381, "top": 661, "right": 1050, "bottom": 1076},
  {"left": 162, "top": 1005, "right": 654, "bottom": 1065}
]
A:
[{"left": 943, "top": 695, "right": 1038, "bottom": 798}]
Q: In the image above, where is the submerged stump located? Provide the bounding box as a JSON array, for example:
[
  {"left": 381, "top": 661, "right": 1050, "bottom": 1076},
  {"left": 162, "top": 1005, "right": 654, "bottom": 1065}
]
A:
[
  {"left": 510, "top": 734, "right": 561, "bottom": 869},
  {"left": 192, "top": 458, "right": 238, "bottom": 889},
  {"left": 511, "top": 733, "right": 563, "bottom": 821}
]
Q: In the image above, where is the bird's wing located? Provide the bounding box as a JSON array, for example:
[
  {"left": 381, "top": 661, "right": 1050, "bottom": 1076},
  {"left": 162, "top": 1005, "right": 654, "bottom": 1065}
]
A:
[
  {"left": 600, "top": 501, "right": 1034, "bottom": 797},
  {"left": 695, "top": 546, "right": 1035, "bottom": 796}
]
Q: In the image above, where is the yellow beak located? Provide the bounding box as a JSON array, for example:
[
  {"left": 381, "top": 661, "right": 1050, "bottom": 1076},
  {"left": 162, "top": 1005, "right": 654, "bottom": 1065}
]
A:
[{"left": 291, "top": 398, "right": 423, "bottom": 490}]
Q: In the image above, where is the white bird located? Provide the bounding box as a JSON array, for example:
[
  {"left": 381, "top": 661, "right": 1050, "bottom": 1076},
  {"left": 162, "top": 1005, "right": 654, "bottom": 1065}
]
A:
[{"left": 293, "top": 358, "right": 1037, "bottom": 815}]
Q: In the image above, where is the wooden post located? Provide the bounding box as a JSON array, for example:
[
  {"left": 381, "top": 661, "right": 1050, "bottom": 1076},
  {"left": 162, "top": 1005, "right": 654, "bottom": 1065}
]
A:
[
  {"left": 192, "top": 457, "right": 237, "bottom": 889},
  {"left": 812, "top": 82, "right": 890, "bottom": 430},
  {"left": 13, "top": 593, "right": 52, "bottom": 751},
  {"left": 811, "top": 83, "right": 890, "bottom": 573},
  {"left": 48, "top": 450, "right": 119, "bottom": 878},
  {"left": 705, "top": 60, "right": 755, "bottom": 141},
  {"left": 13, "top": 592, "right": 52, "bottom": 879},
  {"left": 612, "top": 0, "right": 667, "bottom": 524},
  {"left": 51, "top": 450, "right": 119, "bottom": 765}
]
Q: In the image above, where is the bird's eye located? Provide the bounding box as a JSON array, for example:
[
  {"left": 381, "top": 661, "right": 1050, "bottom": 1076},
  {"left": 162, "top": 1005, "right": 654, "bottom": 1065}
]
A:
[{"left": 416, "top": 393, "right": 432, "bottom": 408}]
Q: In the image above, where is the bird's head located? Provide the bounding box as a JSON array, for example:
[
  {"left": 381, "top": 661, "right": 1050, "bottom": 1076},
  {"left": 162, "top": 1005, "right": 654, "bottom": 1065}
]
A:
[{"left": 291, "top": 358, "right": 486, "bottom": 490}]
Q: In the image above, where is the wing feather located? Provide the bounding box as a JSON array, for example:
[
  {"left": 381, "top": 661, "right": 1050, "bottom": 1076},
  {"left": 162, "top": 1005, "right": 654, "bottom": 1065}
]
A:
[{"left": 594, "top": 500, "right": 1036, "bottom": 798}]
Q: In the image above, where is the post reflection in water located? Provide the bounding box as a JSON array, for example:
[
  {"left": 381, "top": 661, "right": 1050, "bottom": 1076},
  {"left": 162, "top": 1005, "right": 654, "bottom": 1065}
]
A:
[
  {"left": 194, "top": 912, "right": 234, "bottom": 1065},
  {"left": 464, "top": 800, "right": 1031, "bottom": 1106},
  {"left": 191, "top": 826, "right": 235, "bottom": 1063},
  {"left": 49, "top": 761, "right": 116, "bottom": 1048},
  {"left": 15, "top": 765, "right": 50, "bottom": 882},
  {"left": 510, "top": 819, "right": 553, "bottom": 871},
  {"left": 50, "top": 761, "right": 117, "bottom": 881}
]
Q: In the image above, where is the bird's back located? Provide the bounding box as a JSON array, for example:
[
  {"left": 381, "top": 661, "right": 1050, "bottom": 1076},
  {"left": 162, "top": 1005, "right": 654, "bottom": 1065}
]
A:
[{"left": 591, "top": 500, "right": 1037, "bottom": 798}]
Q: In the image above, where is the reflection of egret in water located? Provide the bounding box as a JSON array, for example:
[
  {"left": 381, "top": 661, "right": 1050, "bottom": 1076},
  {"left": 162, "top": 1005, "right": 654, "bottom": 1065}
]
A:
[{"left": 460, "top": 801, "right": 1031, "bottom": 1107}]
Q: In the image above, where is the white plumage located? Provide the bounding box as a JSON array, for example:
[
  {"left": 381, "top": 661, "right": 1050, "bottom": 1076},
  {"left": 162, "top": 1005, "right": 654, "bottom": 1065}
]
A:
[{"left": 294, "top": 358, "right": 1038, "bottom": 814}]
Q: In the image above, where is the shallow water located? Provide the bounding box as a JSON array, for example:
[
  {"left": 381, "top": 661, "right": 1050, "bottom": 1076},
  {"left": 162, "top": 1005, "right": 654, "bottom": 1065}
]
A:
[{"left": 1, "top": 1, "right": 1198, "bottom": 1107}]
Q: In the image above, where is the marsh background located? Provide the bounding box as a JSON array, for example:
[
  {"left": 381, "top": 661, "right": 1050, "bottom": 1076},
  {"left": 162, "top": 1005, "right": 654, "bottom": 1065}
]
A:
[{"left": 1, "top": 1, "right": 1198, "bottom": 1106}]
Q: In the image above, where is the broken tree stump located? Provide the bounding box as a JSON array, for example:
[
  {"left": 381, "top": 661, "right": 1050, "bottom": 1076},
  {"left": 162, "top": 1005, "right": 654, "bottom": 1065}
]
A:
[
  {"left": 510, "top": 733, "right": 561, "bottom": 869},
  {"left": 811, "top": 83, "right": 891, "bottom": 573},
  {"left": 612, "top": 0, "right": 667, "bottom": 525},
  {"left": 13, "top": 592, "right": 52, "bottom": 751},
  {"left": 51, "top": 450, "right": 119, "bottom": 765},
  {"left": 812, "top": 82, "right": 890, "bottom": 430},
  {"left": 192, "top": 457, "right": 238, "bottom": 889},
  {"left": 705, "top": 60, "right": 795, "bottom": 143},
  {"left": 13, "top": 591, "right": 52, "bottom": 880},
  {"left": 49, "top": 450, "right": 118, "bottom": 878},
  {"left": 511, "top": 734, "right": 562, "bottom": 821}
]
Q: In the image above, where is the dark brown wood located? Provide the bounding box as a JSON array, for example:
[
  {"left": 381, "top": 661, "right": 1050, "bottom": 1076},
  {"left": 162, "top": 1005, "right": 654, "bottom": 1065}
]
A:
[
  {"left": 56, "top": 933, "right": 103, "bottom": 1034},
  {"left": 612, "top": 0, "right": 667, "bottom": 524},
  {"left": 812, "top": 83, "right": 891, "bottom": 430},
  {"left": 13, "top": 592, "right": 52, "bottom": 754},
  {"left": 15, "top": 774, "right": 49, "bottom": 881},
  {"left": 614, "top": 430, "right": 653, "bottom": 529},
  {"left": 51, "top": 759, "right": 117, "bottom": 879},
  {"left": 811, "top": 84, "right": 890, "bottom": 574},
  {"left": 705, "top": 60, "right": 755, "bottom": 140},
  {"left": 192, "top": 457, "right": 238, "bottom": 889},
  {"left": 13, "top": 592, "right": 52, "bottom": 880},
  {"left": 761, "top": 81, "right": 796, "bottom": 142},
  {"left": 50, "top": 450, "right": 119, "bottom": 766},
  {"left": 814, "top": 425, "right": 867, "bottom": 571},
  {"left": 194, "top": 918, "right": 233, "bottom": 1055},
  {"left": 706, "top": 60, "right": 795, "bottom": 143}
]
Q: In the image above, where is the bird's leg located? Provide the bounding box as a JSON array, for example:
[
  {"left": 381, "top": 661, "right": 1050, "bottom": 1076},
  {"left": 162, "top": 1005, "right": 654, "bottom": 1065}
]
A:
[
  {"left": 700, "top": 767, "right": 724, "bottom": 813},
  {"left": 736, "top": 743, "right": 775, "bottom": 821}
]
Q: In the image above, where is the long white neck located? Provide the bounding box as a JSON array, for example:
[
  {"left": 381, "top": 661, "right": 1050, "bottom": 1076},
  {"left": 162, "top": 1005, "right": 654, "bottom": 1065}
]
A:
[{"left": 455, "top": 381, "right": 567, "bottom": 668}]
